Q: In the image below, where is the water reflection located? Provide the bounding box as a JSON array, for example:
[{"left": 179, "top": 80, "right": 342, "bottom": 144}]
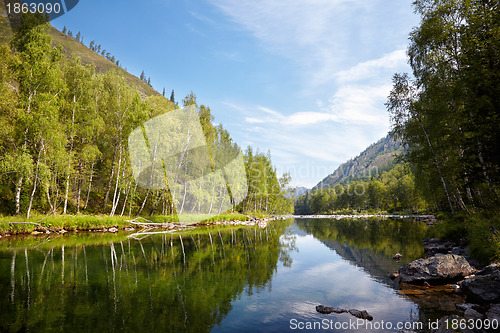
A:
[
  {"left": 294, "top": 218, "right": 465, "bottom": 325},
  {"left": 0, "top": 221, "right": 293, "bottom": 332},
  {"left": 0, "top": 218, "right": 464, "bottom": 332}
]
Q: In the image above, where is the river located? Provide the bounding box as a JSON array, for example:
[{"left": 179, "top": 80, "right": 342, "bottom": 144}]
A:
[{"left": 0, "top": 218, "right": 464, "bottom": 332}]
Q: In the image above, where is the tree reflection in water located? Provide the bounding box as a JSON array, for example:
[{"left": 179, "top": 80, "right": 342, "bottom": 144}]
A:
[{"left": 0, "top": 220, "right": 295, "bottom": 332}]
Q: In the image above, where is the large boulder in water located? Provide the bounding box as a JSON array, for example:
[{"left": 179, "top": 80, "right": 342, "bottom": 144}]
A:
[
  {"left": 399, "top": 254, "right": 476, "bottom": 284},
  {"left": 460, "top": 263, "right": 500, "bottom": 304}
]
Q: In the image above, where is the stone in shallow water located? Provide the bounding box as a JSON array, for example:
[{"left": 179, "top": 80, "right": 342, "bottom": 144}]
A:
[
  {"left": 348, "top": 309, "right": 373, "bottom": 321},
  {"left": 315, "top": 305, "right": 373, "bottom": 321},
  {"left": 315, "top": 305, "right": 346, "bottom": 314}
]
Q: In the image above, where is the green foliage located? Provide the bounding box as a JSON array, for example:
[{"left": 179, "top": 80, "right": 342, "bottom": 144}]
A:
[
  {"left": 386, "top": 0, "right": 500, "bottom": 214},
  {"left": 0, "top": 12, "right": 291, "bottom": 220},
  {"left": 435, "top": 213, "right": 500, "bottom": 264},
  {"left": 296, "top": 163, "right": 428, "bottom": 214},
  {"left": 241, "top": 148, "right": 293, "bottom": 215}
]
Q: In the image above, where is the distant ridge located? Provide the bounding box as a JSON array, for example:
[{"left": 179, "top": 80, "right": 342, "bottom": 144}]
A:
[
  {"left": 312, "top": 133, "right": 403, "bottom": 191},
  {"left": 285, "top": 186, "right": 308, "bottom": 199}
]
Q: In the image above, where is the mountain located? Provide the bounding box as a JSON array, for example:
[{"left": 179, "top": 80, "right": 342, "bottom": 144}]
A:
[
  {"left": 285, "top": 186, "right": 309, "bottom": 199},
  {"left": 312, "top": 133, "right": 403, "bottom": 191},
  {"left": 0, "top": 1, "right": 159, "bottom": 98}
]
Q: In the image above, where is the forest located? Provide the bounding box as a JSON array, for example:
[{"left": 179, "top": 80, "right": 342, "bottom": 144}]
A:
[
  {"left": 0, "top": 13, "right": 293, "bottom": 219},
  {"left": 295, "top": 164, "right": 427, "bottom": 214},
  {"left": 296, "top": 0, "right": 499, "bottom": 217}
]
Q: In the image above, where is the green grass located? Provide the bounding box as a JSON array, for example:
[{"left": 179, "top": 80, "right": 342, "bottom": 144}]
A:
[
  {"left": 434, "top": 212, "right": 500, "bottom": 265},
  {"left": 0, "top": 212, "right": 254, "bottom": 235},
  {"left": 0, "top": 214, "right": 134, "bottom": 234}
]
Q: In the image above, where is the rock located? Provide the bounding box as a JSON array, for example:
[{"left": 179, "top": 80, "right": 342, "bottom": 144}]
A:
[
  {"left": 348, "top": 309, "right": 373, "bottom": 321},
  {"left": 451, "top": 247, "right": 466, "bottom": 256},
  {"left": 59, "top": 229, "right": 67, "bottom": 234},
  {"left": 393, "top": 253, "right": 403, "bottom": 260},
  {"left": 124, "top": 227, "right": 135, "bottom": 231},
  {"left": 31, "top": 230, "right": 44, "bottom": 235},
  {"left": 316, "top": 305, "right": 346, "bottom": 314},
  {"left": 316, "top": 305, "right": 372, "bottom": 320},
  {"left": 486, "top": 304, "right": 500, "bottom": 321},
  {"left": 431, "top": 315, "right": 460, "bottom": 333},
  {"left": 108, "top": 227, "right": 118, "bottom": 233},
  {"left": 399, "top": 254, "right": 476, "bottom": 284},
  {"left": 460, "top": 263, "right": 500, "bottom": 304},
  {"left": 423, "top": 238, "right": 456, "bottom": 257},
  {"left": 464, "top": 308, "right": 485, "bottom": 320},
  {"left": 389, "top": 272, "right": 399, "bottom": 280}
]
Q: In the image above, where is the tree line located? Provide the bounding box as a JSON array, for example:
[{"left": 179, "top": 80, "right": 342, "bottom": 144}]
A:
[
  {"left": 0, "top": 13, "right": 292, "bottom": 218},
  {"left": 295, "top": 164, "right": 427, "bottom": 214}
]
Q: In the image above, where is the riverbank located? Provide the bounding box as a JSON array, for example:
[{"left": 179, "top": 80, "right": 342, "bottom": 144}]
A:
[
  {"left": 284, "top": 214, "right": 436, "bottom": 221},
  {"left": 0, "top": 213, "right": 436, "bottom": 238},
  {"left": 0, "top": 212, "right": 266, "bottom": 237}
]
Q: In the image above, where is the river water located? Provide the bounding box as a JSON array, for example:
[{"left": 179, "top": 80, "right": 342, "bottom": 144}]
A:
[{"left": 0, "top": 218, "right": 464, "bottom": 332}]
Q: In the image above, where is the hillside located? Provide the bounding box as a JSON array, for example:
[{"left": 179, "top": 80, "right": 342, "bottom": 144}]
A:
[
  {"left": 312, "top": 133, "right": 403, "bottom": 191},
  {"left": 0, "top": 1, "right": 159, "bottom": 99}
]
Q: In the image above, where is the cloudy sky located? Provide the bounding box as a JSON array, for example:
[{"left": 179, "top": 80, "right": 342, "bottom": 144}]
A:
[{"left": 52, "top": 0, "right": 420, "bottom": 188}]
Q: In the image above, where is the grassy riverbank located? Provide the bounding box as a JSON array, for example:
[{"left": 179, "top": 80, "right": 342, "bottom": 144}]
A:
[
  {"left": 434, "top": 212, "right": 500, "bottom": 264},
  {"left": 0, "top": 212, "right": 255, "bottom": 235}
]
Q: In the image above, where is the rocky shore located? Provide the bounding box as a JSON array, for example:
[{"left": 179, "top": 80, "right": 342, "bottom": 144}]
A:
[{"left": 393, "top": 238, "right": 500, "bottom": 332}]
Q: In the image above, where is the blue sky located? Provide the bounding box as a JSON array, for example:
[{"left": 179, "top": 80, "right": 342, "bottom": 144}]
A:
[{"left": 52, "top": 0, "right": 420, "bottom": 188}]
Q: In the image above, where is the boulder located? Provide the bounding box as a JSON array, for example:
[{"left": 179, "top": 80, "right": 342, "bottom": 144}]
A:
[
  {"left": 399, "top": 254, "right": 476, "bottom": 284},
  {"left": 460, "top": 263, "right": 500, "bottom": 304},
  {"left": 316, "top": 305, "right": 346, "bottom": 314},
  {"left": 486, "top": 304, "right": 500, "bottom": 321},
  {"left": 316, "top": 305, "right": 373, "bottom": 320},
  {"left": 348, "top": 309, "right": 373, "bottom": 321}
]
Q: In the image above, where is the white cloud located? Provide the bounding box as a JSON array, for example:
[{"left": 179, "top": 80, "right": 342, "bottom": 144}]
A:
[
  {"left": 210, "top": 1, "right": 417, "bottom": 187},
  {"left": 210, "top": 0, "right": 413, "bottom": 88},
  {"left": 335, "top": 49, "right": 407, "bottom": 83}
]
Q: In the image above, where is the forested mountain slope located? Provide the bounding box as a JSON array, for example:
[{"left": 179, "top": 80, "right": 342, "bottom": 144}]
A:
[
  {"left": 312, "top": 133, "right": 403, "bottom": 191},
  {"left": 0, "top": 0, "right": 159, "bottom": 98}
]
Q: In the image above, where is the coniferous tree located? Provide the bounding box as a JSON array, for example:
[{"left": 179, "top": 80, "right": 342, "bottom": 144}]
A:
[{"left": 170, "top": 89, "right": 175, "bottom": 104}]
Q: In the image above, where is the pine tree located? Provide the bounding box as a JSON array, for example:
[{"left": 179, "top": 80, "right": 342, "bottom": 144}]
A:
[
  {"left": 140, "top": 70, "right": 145, "bottom": 81},
  {"left": 170, "top": 89, "right": 175, "bottom": 104},
  {"left": 162, "top": 87, "right": 165, "bottom": 97},
  {"left": 62, "top": 26, "right": 67, "bottom": 34}
]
